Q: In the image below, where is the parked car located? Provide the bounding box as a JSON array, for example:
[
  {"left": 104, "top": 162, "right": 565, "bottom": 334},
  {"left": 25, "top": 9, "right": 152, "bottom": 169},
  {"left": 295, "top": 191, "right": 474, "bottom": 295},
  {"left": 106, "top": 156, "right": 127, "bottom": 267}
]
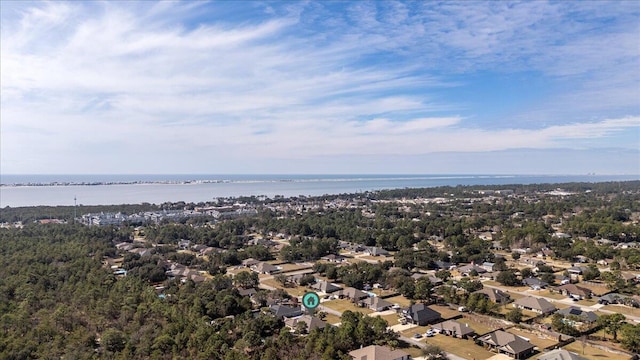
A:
[
  {"left": 458, "top": 306, "right": 468, "bottom": 312},
  {"left": 424, "top": 330, "right": 436, "bottom": 337},
  {"left": 413, "top": 333, "right": 423, "bottom": 339}
]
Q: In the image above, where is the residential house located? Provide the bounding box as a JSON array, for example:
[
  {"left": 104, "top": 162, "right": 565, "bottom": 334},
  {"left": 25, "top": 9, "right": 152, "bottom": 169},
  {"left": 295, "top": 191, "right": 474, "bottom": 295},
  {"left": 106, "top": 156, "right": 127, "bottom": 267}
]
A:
[
  {"left": 320, "top": 254, "right": 347, "bottom": 263},
  {"left": 242, "top": 258, "right": 260, "bottom": 267},
  {"left": 312, "top": 280, "right": 342, "bottom": 294},
  {"left": 567, "top": 266, "right": 589, "bottom": 280},
  {"left": 338, "top": 287, "right": 369, "bottom": 303},
  {"left": 432, "top": 320, "right": 475, "bottom": 339},
  {"left": 360, "top": 297, "right": 393, "bottom": 312},
  {"left": 459, "top": 264, "right": 488, "bottom": 276},
  {"left": 251, "top": 262, "right": 279, "bottom": 275},
  {"left": 536, "top": 349, "right": 587, "bottom": 360},
  {"left": 522, "top": 277, "right": 549, "bottom": 290},
  {"left": 269, "top": 304, "right": 303, "bottom": 319},
  {"left": 238, "top": 288, "right": 257, "bottom": 298},
  {"left": 477, "top": 330, "right": 535, "bottom": 359},
  {"left": 366, "top": 247, "right": 390, "bottom": 256},
  {"left": 482, "top": 262, "right": 496, "bottom": 272},
  {"left": 598, "top": 293, "right": 625, "bottom": 305},
  {"left": 349, "top": 345, "right": 410, "bottom": 360},
  {"left": 556, "top": 284, "right": 592, "bottom": 299},
  {"left": 401, "top": 304, "right": 442, "bottom": 326},
  {"left": 433, "top": 261, "right": 454, "bottom": 270},
  {"left": 513, "top": 296, "right": 556, "bottom": 315},
  {"left": 557, "top": 306, "right": 598, "bottom": 324},
  {"left": 284, "top": 315, "right": 327, "bottom": 333},
  {"left": 474, "top": 288, "right": 511, "bottom": 304}
]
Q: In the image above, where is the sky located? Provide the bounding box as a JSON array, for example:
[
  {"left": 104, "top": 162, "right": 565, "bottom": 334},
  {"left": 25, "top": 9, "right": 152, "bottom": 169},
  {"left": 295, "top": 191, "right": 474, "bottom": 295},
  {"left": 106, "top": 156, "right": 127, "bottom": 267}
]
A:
[{"left": 1, "top": 1, "right": 639, "bottom": 175}]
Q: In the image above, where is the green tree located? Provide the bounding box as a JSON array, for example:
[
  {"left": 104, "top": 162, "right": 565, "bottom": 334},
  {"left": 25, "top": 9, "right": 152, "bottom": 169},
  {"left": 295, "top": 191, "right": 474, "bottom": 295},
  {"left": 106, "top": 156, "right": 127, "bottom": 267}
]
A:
[
  {"left": 496, "top": 271, "right": 520, "bottom": 286},
  {"left": 598, "top": 313, "right": 627, "bottom": 341},
  {"left": 506, "top": 308, "right": 523, "bottom": 323},
  {"left": 620, "top": 324, "right": 640, "bottom": 353}
]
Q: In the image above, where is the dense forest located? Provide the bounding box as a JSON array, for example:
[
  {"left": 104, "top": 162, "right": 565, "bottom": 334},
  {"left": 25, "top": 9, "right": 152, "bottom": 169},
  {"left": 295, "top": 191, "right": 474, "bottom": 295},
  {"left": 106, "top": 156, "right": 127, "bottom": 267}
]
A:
[{"left": 0, "top": 224, "right": 400, "bottom": 359}]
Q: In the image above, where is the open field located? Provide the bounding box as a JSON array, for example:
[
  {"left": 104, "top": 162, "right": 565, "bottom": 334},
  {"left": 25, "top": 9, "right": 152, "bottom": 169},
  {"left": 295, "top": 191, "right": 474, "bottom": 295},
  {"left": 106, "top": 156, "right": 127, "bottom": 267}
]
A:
[
  {"left": 507, "top": 327, "right": 558, "bottom": 349},
  {"left": 425, "top": 334, "right": 495, "bottom": 360},
  {"left": 564, "top": 342, "right": 633, "bottom": 360},
  {"left": 260, "top": 278, "right": 310, "bottom": 297},
  {"left": 602, "top": 304, "right": 640, "bottom": 318},
  {"left": 385, "top": 295, "right": 413, "bottom": 307},
  {"left": 322, "top": 299, "right": 374, "bottom": 315},
  {"left": 459, "top": 315, "right": 503, "bottom": 335}
]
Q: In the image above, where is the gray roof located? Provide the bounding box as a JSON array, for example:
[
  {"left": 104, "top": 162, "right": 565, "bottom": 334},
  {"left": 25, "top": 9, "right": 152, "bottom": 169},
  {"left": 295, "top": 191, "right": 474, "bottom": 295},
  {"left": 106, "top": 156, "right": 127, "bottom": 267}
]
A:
[
  {"left": 432, "top": 320, "right": 475, "bottom": 337},
  {"left": 270, "top": 304, "right": 303, "bottom": 318},
  {"left": 478, "top": 330, "right": 534, "bottom": 356},
  {"left": 513, "top": 296, "right": 556, "bottom": 313},
  {"left": 523, "top": 277, "right": 549, "bottom": 288},
  {"left": 285, "top": 315, "right": 327, "bottom": 332},
  {"left": 403, "top": 303, "right": 441, "bottom": 325},
  {"left": 557, "top": 306, "right": 599, "bottom": 323},
  {"left": 537, "top": 349, "right": 588, "bottom": 360},
  {"left": 361, "top": 296, "right": 393, "bottom": 310},
  {"left": 312, "top": 280, "right": 342, "bottom": 293},
  {"left": 474, "top": 288, "right": 511, "bottom": 303}
]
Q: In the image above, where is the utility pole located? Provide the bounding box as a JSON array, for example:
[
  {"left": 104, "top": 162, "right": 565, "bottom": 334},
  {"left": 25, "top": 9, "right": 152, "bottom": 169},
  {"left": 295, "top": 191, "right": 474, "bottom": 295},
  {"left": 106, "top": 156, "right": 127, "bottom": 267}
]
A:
[{"left": 74, "top": 196, "right": 77, "bottom": 223}]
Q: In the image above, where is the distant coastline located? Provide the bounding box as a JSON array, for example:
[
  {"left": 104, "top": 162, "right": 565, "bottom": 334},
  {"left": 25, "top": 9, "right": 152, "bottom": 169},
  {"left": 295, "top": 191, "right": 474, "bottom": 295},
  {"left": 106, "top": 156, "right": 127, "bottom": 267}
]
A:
[
  {"left": 1, "top": 174, "right": 638, "bottom": 207},
  {"left": 0, "top": 174, "right": 522, "bottom": 187}
]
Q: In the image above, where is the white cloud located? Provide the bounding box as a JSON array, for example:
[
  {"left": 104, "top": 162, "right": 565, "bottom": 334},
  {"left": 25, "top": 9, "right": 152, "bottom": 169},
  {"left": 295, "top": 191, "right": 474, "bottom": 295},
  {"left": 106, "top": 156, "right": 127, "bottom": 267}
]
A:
[{"left": 1, "top": 1, "right": 638, "bottom": 174}]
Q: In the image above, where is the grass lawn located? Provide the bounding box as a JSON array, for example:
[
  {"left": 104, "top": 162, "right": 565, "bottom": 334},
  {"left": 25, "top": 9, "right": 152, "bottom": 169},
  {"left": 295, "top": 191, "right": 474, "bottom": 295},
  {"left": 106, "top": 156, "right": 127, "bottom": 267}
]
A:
[
  {"left": 385, "top": 295, "right": 413, "bottom": 307},
  {"left": 373, "top": 313, "right": 400, "bottom": 326},
  {"left": 578, "top": 283, "right": 610, "bottom": 296},
  {"left": 576, "top": 298, "right": 599, "bottom": 306},
  {"left": 425, "top": 335, "right": 495, "bottom": 360},
  {"left": 507, "top": 328, "right": 558, "bottom": 349},
  {"left": 401, "top": 325, "right": 430, "bottom": 338},
  {"left": 429, "top": 305, "right": 460, "bottom": 320},
  {"left": 274, "top": 263, "right": 312, "bottom": 272},
  {"left": 371, "top": 288, "right": 398, "bottom": 297},
  {"left": 564, "top": 342, "right": 633, "bottom": 360},
  {"left": 322, "top": 299, "right": 374, "bottom": 315},
  {"left": 402, "top": 346, "right": 425, "bottom": 359},
  {"left": 538, "top": 290, "right": 567, "bottom": 300},
  {"left": 227, "top": 268, "right": 251, "bottom": 276},
  {"left": 322, "top": 313, "right": 341, "bottom": 325},
  {"left": 602, "top": 305, "right": 640, "bottom": 318},
  {"left": 496, "top": 306, "right": 537, "bottom": 321},
  {"left": 360, "top": 255, "right": 392, "bottom": 262}
]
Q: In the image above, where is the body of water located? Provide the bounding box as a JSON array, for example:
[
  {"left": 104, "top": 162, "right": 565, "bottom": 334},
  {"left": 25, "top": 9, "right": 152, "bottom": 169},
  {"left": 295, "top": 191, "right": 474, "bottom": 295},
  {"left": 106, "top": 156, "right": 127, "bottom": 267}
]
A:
[{"left": 1, "top": 174, "right": 637, "bottom": 207}]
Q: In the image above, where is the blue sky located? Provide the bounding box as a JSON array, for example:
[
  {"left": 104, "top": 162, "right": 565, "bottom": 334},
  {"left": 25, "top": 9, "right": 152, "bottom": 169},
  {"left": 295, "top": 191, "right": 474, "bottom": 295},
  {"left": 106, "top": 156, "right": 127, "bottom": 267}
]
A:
[{"left": 1, "top": 1, "right": 639, "bottom": 175}]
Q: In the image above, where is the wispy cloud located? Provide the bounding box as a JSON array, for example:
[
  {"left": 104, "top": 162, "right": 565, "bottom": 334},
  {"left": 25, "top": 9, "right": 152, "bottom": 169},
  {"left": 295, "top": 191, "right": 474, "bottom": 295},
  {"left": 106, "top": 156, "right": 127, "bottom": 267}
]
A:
[{"left": 1, "top": 1, "right": 638, "bottom": 174}]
